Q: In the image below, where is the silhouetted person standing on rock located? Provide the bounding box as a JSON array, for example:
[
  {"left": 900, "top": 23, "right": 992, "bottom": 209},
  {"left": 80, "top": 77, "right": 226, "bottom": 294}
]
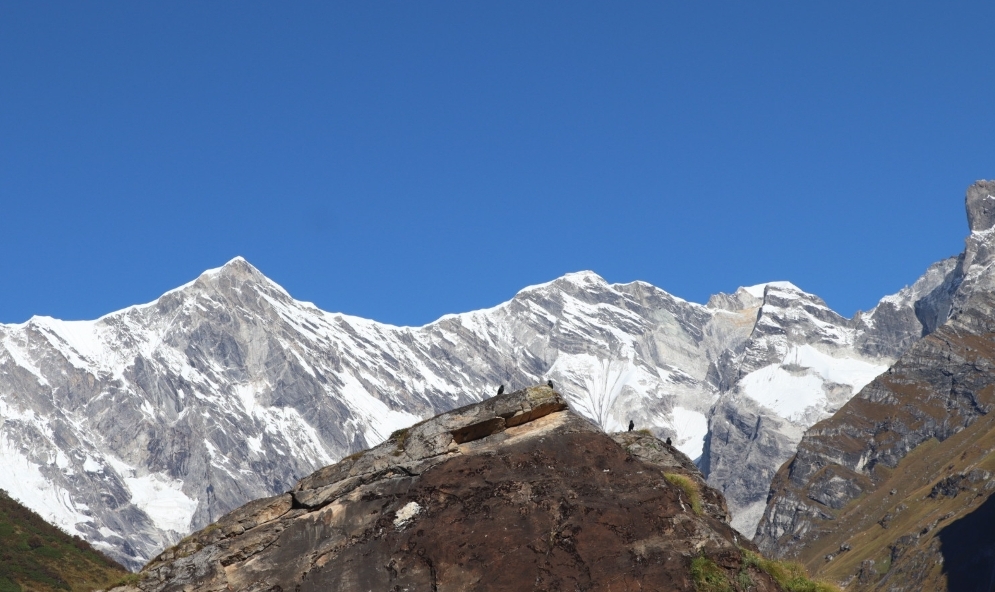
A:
[
  {"left": 497, "top": 384, "right": 505, "bottom": 396},
  {"left": 666, "top": 437, "right": 672, "bottom": 446},
  {"left": 628, "top": 420, "right": 634, "bottom": 432},
  {"left": 547, "top": 380, "right": 554, "bottom": 389}
]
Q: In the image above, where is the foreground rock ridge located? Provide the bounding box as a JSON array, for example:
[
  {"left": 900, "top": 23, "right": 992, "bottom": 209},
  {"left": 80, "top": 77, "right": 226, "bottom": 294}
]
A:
[
  {"left": 0, "top": 227, "right": 955, "bottom": 565},
  {"left": 756, "top": 180, "right": 995, "bottom": 590},
  {"left": 113, "top": 386, "right": 788, "bottom": 592}
]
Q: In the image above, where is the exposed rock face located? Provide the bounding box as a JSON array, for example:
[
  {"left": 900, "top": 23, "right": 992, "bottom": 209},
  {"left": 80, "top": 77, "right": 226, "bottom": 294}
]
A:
[
  {"left": 755, "top": 180, "right": 995, "bottom": 590},
  {"left": 966, "top": 179, "right": 995, "bottom": 232},
  {"left": 0, "top": 246, "right": 948, "bottom": 565},
  {"left": 116, "top": 387, "right": 786, "bottom": 592}
]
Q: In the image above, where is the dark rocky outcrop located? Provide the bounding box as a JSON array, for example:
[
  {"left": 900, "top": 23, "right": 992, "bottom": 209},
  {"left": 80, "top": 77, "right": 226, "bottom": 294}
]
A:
[{"left": 111, "top": 387, "right": 788, "bottom": 591}]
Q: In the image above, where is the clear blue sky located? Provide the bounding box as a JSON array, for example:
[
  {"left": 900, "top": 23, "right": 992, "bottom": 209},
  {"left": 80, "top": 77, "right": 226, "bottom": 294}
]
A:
[{"left": 2, "top": 3, "right": 992, "bottom": 326}]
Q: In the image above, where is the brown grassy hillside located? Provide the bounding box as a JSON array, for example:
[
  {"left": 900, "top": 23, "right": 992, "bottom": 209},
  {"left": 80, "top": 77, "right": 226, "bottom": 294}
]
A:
[{"left": 0, "top": 489, "right": 129, "bottom": 592}]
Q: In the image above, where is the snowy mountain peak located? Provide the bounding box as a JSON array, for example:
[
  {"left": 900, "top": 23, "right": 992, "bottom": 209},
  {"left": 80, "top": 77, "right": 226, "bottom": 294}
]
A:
[
  {"left": 516, "top": 270, "right": 608, "bottom": 295},
  {"left": 172, "top": 257, "right": 295, "bottom": 310},
  {"left": 199, "top": 256, "right": 279, "bottom": 288},
  {"left": 559, "top": 270, "right": 607, "bottom": 284},
  {"left": 742, "top": 280, "right": 804, "bottom": 299},
  {"left": 707, "top": 281, "right": 810, "bottom": 313}
]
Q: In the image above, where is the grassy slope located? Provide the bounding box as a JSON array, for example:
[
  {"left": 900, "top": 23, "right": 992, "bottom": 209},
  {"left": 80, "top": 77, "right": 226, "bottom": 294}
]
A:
[
  {"left": 799, "top": 407, "right": 995, "bottom": 590},
  {"left": 0, "top": 490, "right": 129, "bottom": 592}
]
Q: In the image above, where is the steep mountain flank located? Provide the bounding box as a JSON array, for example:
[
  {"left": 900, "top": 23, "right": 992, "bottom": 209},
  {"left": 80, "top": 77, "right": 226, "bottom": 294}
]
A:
[
  {"left": 0, "top": 239, "right": 947, "bottom": 565},
  {"left": 0, "top": 489, "right": 128, "bottom": 591},
  {"left": 755, "top": 180, "right": 995, "bottom": 590},
  {"left": 701, "top": 272, "right": 955, "bottom": 534},
  {"left": 111, "top": 386, "right": 796, "bottom": 592}
]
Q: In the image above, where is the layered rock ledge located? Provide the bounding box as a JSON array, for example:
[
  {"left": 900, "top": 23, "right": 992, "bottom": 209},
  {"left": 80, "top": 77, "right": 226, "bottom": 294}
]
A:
[{"left": 112, "top": 386, "right": 786, "bottom": 591}]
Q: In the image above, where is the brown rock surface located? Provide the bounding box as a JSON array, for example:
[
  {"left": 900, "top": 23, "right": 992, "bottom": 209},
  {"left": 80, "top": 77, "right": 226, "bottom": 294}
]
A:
[{"left": 114, "top": 386, "right": 788, "bottom": 591}]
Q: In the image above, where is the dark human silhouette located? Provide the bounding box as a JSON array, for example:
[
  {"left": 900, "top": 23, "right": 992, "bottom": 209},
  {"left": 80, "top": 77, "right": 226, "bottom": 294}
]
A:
[
  {"left": 628, "top": 420, "right": 634, "bottom": 432},
  {"left": 666, "top": 437, "right": 672, "bottom": 446},
  {"left": 497, "top": 384, "right": 505, "bottom": 396},
  {"left": 547, "top": 379, "right": 554, "bottom": 389}
]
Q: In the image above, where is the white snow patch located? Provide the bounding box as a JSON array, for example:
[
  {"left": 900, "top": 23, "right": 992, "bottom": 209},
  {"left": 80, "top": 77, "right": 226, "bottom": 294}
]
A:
[
  {"left": 741, "top": 281, "right": 801, "bottom": 299},
  {"left": 669, "top": 407, "right": 708, "bottom": 460},
  {"left": 235, "top": 382, "right": 264, "bottom": 415},
  {"left": 246, "top": 435, "right": 264, "bottom": 454},
  {"left": 83, "top": 456, "right": 103, "bottom": 473},
  {"left": 393, "top": 501, "right": 422, "bottom": 529},
  {"left": 124, "top": 472, "right": 198, "bottom": 534},
  {"left": 53, "top": 450, "right": 70, "bottom": 470},
  {"left": 789, "top": 344, "right": 888, "bottom": 391},
  {"left": 204, "top": 440, "right": 218, "bottom": 460},
  {"left": 739, "top": 345, "right": 889, "bottom": 421},
  {"left": 103, "top": 455, "right": 136, "bottom": 478},
  {"left": 972, "top": 225, "right": 995, "bottom": 239},
  {"left": 335, "top": 372, "right": 422, "bottom": 446},
  {"left": 31, "top": 318, "right": 104, "bottom": 368},
  {"left": 740, "top": 366, "right": 826, "bottom": 420}
]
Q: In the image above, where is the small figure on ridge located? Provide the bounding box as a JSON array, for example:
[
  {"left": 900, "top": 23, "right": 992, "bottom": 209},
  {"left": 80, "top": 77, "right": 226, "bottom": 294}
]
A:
[
  {"left": 666, "top": 437, "right": 672, "bottom": 446},
  {"left": 628, "top": 420, "right": 634, "bottom": 432},
  {"left": 497, "top": 384, "right": 505, "bottom": 396},
  {"left": 547, "top": 379, "right": 554, "bottom": 389}
]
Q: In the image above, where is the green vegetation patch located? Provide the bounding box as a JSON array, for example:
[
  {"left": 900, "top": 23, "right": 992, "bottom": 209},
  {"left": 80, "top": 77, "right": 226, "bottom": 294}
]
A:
[
  {"left": 390, "top": 427, "right": 411, "bottom": 455},
  {"left": 107, "top": 572, "right": 143, "bottom": 589},
  {"left": 0, "top": 489, "right": 128, "bottom": 591},
  {"left": 690, "top": 556, "right": 732, "bottom": 592},
  {"left": 341, "top": 450, "right": 366, "bottom": 463},
  {"left": 525, "top": 386, "right": 555, "bottom": 404},
  {"left": 664, "top": 473, "right": 702, "bottom": 515},
  {"left": 741, "top": 549, "right": 840, "bottom": 592}
]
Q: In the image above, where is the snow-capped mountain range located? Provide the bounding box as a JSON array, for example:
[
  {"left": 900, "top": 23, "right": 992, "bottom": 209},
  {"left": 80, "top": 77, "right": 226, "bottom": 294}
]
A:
[{"left": 0, "top": 257, "right": 947, "bottom": 567}]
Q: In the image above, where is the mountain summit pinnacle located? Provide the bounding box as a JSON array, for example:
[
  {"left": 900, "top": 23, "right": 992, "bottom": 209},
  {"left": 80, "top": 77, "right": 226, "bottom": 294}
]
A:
[
  {"left": 193, "top": 256, "right": 289, "bottom": 299},
  {"left": 965, "top": 179, "right": 995, "bottom": 233},
  {"left": 213, "top": 256, "right": 264, "bottom": 280}
]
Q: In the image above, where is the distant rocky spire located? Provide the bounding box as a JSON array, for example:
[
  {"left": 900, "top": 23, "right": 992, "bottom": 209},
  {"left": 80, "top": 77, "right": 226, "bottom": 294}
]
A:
[{"left": 965, "top": 180, "right": 995, "bottom": 233}]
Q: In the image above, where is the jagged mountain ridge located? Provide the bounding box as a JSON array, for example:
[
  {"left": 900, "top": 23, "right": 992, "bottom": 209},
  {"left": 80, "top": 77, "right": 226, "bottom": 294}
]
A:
[
  {"left": 0, "top": 249, "right": 943, "bottom": 567},
  {"left": 754, "top": 180, "right": 995, "bottom": 590},
  {"left": 703, "top": 259, "right": 956, "bottom": 533}
]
